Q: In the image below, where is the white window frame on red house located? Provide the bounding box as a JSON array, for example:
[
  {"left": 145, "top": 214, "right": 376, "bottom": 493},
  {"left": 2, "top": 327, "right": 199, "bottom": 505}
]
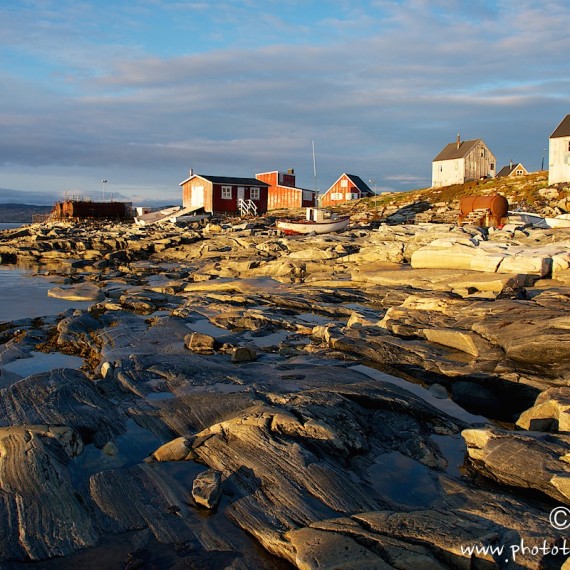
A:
[
  {"left": 345, "top": 192, "right": 359, "bottom": 200},
  {"left": 331, "top": 192, "right": 343, "bottom": 200},
  {"left": 250, "top": 187, "right": 260, "bottom": 200},
  {"left": 221, "top": 186, "right": 232, "bottom": 199}
]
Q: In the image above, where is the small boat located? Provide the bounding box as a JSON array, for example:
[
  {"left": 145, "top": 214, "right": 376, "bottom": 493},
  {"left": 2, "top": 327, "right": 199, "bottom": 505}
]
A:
[
  {"left": 134, "top": 206, "right": 181, "bottom": 226},
  {"left": 507, "top": 211, "right": 549, "bottom": 228},
  {"left": 276, "top": 207, "right": 350, "bottom": 235},
  {"left": 134, "top": 205, "right": 205, "bottom": 226},
  {"left": 508, "top": 211, "right": 570, "bottom": 229},
  {"left": 545, "top": 213, "right": 570, "bottom": 228}
]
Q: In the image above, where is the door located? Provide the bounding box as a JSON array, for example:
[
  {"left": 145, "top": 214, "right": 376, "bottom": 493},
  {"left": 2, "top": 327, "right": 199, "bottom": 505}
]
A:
[
  {"left": 191, "top": 185, "right": 204, "bottom": 209},
  {"left": 237, "top": 187, "right": 245, "bottom": 202}
]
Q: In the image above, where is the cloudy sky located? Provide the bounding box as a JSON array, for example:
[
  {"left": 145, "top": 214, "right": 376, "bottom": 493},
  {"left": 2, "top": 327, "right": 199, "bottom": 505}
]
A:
[{"left": 1, "top": 0, "right": 569, "bottom": 205}]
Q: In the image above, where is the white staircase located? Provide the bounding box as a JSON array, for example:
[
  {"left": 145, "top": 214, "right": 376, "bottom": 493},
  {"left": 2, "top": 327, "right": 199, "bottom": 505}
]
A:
[{"left": 238, "top": 199, "right": 258, "bottom": 217}]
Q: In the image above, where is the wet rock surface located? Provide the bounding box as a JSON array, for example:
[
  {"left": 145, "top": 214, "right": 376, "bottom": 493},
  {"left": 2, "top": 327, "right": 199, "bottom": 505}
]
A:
[{"left": 0, "top": 216, "right": 569, "bottom": 568}]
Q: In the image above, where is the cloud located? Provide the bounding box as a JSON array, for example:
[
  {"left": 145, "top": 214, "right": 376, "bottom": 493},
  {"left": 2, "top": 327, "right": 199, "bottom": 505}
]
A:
[{"left": 1, "top": 0, "right": 569, "bottom": 200}]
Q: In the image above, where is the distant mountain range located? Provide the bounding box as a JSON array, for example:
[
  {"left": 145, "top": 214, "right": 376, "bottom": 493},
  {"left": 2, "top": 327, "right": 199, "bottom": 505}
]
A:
[{"left": 0, "top": 203, "right": 52, "bottom": 222}]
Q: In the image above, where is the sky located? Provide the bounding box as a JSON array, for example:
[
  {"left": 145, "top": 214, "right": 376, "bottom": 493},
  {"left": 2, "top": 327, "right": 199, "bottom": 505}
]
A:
[{"left": 1, "top": 0, "right": 569, "bottom": 205}]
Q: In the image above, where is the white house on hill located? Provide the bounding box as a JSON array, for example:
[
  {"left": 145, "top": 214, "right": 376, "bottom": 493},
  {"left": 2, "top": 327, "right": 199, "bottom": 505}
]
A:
[
  {"left": 548, "top": 114, "right": 570, "bottom": 185},
  {"left": 432, "top": 135, "right": 496, "bottom": 188}
]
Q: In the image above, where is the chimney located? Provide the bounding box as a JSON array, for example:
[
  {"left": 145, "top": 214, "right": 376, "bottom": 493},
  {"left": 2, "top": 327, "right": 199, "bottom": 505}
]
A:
[
  {"left": 456, "top": 133, "right": 461, "bottom": 149},
  {"left": 189, "top": 168, "right": 194, "bottom": 177},
  {"left": 509, "top": 160, "right": 513, "bottom": 169},
  {"left": 287, "top": 168, "right": 295, "bottom": 175}
]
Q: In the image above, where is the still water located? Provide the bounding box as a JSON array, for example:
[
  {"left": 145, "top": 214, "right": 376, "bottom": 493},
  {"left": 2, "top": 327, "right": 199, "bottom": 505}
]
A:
[
  {"left": 0, "top": 265, "right": 91, "bottom": 323},
  {"left": 0, "top": 222, "right": 25, "bottom": 231}
]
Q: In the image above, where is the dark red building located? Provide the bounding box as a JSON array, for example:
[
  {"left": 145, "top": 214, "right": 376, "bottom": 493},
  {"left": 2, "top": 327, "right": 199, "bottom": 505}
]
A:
[
  {"left": 179, "top": 173, "right": 269, "bottom": 216},
  {"left": 51, "top": 200, "right": 132, "bottom": 220}
]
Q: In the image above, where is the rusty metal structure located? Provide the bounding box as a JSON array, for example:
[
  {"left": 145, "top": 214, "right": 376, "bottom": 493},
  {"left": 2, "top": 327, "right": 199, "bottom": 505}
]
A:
[
  {"left": 458, "top": 194, "right": 509, "bottom": 227},
  {"left": 50, "top": 200, "right": 132, "bottom": 221}
]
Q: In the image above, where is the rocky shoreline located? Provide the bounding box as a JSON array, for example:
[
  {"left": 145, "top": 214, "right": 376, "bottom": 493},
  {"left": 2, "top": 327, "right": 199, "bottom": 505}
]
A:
[{"left": 0, "top": 214, "right": 569, "bottom": 569}]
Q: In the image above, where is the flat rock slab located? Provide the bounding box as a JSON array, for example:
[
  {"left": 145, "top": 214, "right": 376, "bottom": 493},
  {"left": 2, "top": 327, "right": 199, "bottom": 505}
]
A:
[{"left": 48, "top": 282, "right": 104, "bottom": 302}]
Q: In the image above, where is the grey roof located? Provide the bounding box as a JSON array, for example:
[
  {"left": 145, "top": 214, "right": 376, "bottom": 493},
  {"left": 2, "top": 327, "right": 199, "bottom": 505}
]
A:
[
  {"left": 496, "top": 163, "right": 526, "bottom": 177},
  {"left": 433, "top": 139, "right": 481, "bottom": 162},
  {"left": 550, "top": 115, "right": 570, "bottom": 138},
  {"left": 345, "top": 174, "right": 374, "bottom": 195},
  {"left": 180, "top": 174, "right": 269, "bottom": 186}
]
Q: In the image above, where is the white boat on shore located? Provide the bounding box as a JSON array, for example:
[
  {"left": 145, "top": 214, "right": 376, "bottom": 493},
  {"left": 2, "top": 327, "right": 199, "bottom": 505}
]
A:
[
  {"left": 134, "top": 205, "right": 206, "bottom": 226},
  {"left": 508, "top": 211, "right": 570, "bottom": 229},
  {"left": 134, "top": 206, "right": 181, "bottom": 226},
  {"left": 545, "top": 213, "right": 570, "bottom": 228},
  {"left": 276, "top": 208, "right": 350, "bottom": 235}
]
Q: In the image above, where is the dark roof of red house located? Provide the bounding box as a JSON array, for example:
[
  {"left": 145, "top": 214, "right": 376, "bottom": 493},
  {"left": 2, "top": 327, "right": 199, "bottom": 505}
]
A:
[
  {"left": 180, "top": 174, "right": 269, "bottom": 186},
  {"left": 550, "top": 115, "right": 570, "bottom": 138},
  {"left": 345, "top": 174, "right": 374, "bottom": 195},
  {"left": 433, "top": 139, "right": 481, "bottom": 161},
  {"left": 196, "top": 175, "right": 269, "bottom": 186}
]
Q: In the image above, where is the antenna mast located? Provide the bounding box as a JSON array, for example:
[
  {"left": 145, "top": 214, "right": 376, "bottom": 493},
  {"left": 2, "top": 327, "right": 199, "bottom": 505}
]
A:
[{"left": 312, "top": 140, "right": 317, "bottom": 193}]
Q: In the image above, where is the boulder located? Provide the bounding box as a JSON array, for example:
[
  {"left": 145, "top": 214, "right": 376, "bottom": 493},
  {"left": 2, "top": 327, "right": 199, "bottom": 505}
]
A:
[
  {"left": 151, "top": 437, "right": 194, "bottom": 462},
  {"left": 517, "top": 388, "right": 570, "bottom": 433},
  {"left": 231, "top": 346, "right": 257, "bottom": 362},
  {"left": 192, "top": 469, "right": 223, "bottom": 509},
  {"left": 184, "top": 332, "right": 217, "bottom": 353}
]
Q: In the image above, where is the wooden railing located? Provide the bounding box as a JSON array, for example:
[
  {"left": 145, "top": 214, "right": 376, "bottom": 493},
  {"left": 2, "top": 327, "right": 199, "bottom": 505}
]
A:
[{"left": 238, "top": 199, "right": 258, "bottom": 217}]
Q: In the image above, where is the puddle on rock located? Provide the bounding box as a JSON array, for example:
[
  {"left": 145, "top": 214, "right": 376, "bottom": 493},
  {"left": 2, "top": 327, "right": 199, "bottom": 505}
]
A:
[
  {"left": 186, "top": 319, "right": 230, "bottom": 338},
  {"left": 369, "top": 451, "right": 440, "bottom": 508},
  {"left": 0, "top": 352, "right": 84, "bottom": 378},
  {"left": 350, "top": 364, "right": 487, "bottom": 425},
  {"left": 432, "top": 434, "right": 467, "bottom": 478},
  {"left": 243, "top": 329, "right": 290, "bottom": 347},
  {"left": 296, "top": 312, "right": 334, "bottom": 325},
  {"left": 176, "top": 382, "right": 249, "bottom": 395},
  {"left": 146, "top": 391, "right": 176, "bottom": 402},
  {"left": 69, "top": 419, "right": 164, "bottom": 486}
]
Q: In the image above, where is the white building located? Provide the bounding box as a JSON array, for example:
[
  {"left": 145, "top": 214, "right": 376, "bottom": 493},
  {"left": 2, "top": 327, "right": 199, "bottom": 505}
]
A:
[
  {"left": 548, "top": 114, "right": 570, "bottom": 185},
  {"left": 432, "top": 135, "right": 496, "bottom": 188}
]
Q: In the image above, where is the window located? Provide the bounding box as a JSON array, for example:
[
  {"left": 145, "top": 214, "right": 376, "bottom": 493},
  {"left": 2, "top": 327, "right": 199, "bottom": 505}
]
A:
[
  {"left": 346, "top": 193, "right": 359, "bottom": 200},
  {"left": 250, "top": 187, "right": 260, "bottom": 200},
  {"left": 331, "top": 192, "right": 343, "bottom": 200},
  {"left": 341, "top": 179, "right": 348, "bottom": 188},
  {"left": 568, "top": 141, "right": 570, "bottom": 152},
  {"left": 221, "top": 186, "right": 232, "bottom": 199},
  {"left": 515, "top": 169, "right": 523, "bottom": 175}
]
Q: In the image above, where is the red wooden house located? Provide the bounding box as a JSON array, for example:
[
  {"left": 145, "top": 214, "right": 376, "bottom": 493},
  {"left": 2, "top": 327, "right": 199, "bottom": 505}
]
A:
[
  {"left": 179, "top": 172, "right": 269, "bottom": 216},
  {"left": 255, "top": 169, "right": 318, "bottom": 210},
  {"left": 320, "top": 173, "right": 374, "bottom": 207}
]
